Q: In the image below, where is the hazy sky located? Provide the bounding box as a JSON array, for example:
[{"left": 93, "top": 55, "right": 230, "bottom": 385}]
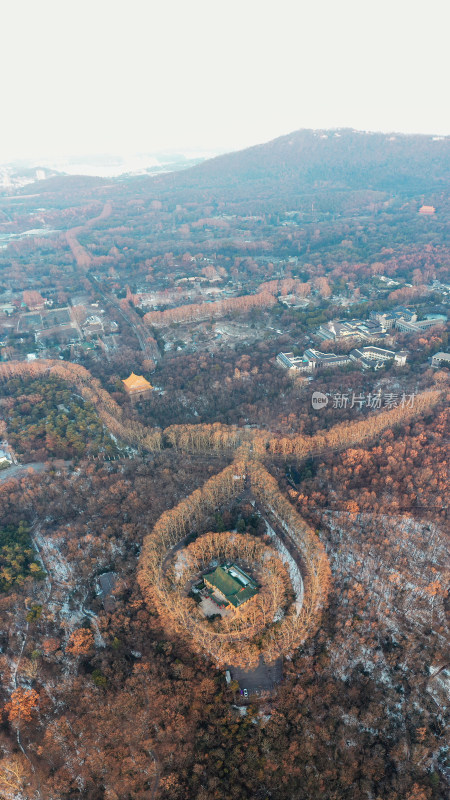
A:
[{"left": 1, "top": 0, "right": 449, "bottom": 162}]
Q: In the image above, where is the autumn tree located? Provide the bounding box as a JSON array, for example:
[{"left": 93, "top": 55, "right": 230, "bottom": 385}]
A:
[
  {"left": 66, "top": 628, "right": 95, "bottom": 657},
  {"left": 5, "top": 687, "right": 39, "bottom": 724}
]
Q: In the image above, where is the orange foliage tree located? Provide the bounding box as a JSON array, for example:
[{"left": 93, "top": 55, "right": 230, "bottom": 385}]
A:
[
  {"left": 66, "top": 628, "right": 95, "bottom": 657},
  {"left": 5, "top": 687, "right": 39, "bottom": 723}
]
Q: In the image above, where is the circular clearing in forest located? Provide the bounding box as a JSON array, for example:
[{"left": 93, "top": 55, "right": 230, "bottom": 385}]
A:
[{"left": 154, "top": 531, "right": 299, "bottom": 667}]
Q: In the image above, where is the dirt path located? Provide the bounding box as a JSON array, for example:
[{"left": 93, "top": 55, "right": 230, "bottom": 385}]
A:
[{"left": 148, "top": 747, "right": 161, "bottom": 800}]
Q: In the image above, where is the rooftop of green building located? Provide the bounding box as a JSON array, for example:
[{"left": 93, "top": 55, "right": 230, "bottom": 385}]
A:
[{"left": 203, "top": 564, "right": 258, "bottom": 608}]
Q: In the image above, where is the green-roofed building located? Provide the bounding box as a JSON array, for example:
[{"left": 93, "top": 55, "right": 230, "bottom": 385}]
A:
[{"left": 204, "top": 564, "right": 258, "bottom": 612}]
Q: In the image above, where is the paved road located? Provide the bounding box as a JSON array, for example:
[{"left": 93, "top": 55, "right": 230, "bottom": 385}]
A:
[{"left": 89, "top": 274, "right": 161, "bottom": 363}]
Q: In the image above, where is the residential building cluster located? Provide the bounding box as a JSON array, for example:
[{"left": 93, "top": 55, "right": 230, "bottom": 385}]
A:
[
  {"left": 276, "top": 303, "right": 449, "bottom": 377},
  {"left": 316, "top": 307, "right": 446, "bottom": 343},
  {"left": 277, "top": 344, "right": 408, "bottom": 374},
  {"left": 0, "top": 287, "right": 122, "bottom": 363}
]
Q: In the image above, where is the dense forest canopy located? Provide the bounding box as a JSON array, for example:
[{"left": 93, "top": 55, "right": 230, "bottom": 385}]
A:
[
  {"left": 0, "top": 521, "right": 45, "bottom": 593},
  {"left": 0, "top": 374, "right": 118, "bottom": 461}
]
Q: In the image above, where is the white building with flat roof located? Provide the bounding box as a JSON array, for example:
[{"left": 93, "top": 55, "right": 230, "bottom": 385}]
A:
[
  {"left": 276, "top": 352, "right": 311, "bottom": 371},
  {"left": 350, "top": 346, "right": 408, "bottom": 369},
  {"left": 395, "top": 317, "right": 446, "bottom": 333}
]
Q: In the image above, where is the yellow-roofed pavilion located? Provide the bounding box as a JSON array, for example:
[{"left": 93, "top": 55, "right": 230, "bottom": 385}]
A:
[
  {"left": 419, "top": 205, "right": 436, "bottom": 215},
  {"left": 122, "top": 372, "right": 153, "bottom": 399}
]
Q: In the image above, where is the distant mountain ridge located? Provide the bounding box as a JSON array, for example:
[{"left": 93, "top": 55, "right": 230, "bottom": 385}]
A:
[
  {"left": 147, "top": 127, "right": 449, "bottom": 204},
  {"left": 8, "top": 128, "right": 449, "bottom": 212}
]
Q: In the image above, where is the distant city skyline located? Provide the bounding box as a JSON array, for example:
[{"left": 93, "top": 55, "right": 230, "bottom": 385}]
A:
[{"left": 1, "top": 0, "right": 449, "bottom": 164}]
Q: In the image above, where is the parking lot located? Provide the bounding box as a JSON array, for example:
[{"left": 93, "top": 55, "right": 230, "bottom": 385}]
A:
[{"left": 230, "top": 655, "right": 283, "bottom": 694}]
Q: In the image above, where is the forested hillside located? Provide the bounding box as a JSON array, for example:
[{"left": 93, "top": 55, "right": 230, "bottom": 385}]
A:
[{"left": 148, "top": 128, "right": 450, "bottom": 202}]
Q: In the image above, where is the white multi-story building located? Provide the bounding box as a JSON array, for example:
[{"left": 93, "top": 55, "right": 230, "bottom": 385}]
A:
[
  {"left": 276, "top": 352, "right": 311, "bottom": 371},
  {"left": 350, "top": 346, "right": 408, "bottom": 369},
  {"left": 395, "top": 317, "right": 445, "bottom": 333},
  {"left": 317, "top": 318, "right": 386, "bottom": 342},
  {"left": 303, "top": 349, "right": 351, "bottom": 369},
  {"left": 277, "top": 349, "right": 351, "bottom": 371}
]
